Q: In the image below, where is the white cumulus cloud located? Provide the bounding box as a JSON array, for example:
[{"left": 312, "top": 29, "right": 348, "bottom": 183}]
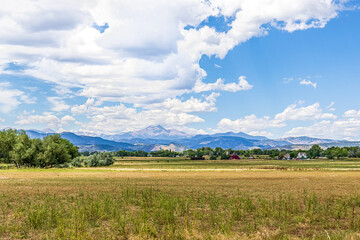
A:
[
  {"left": 136, "top": 92, "right": 220, "bottom": 113},
  {"left": 217, "top": 115, "right": 285, "bottom": 133},
  {"left": 0, "top": 0, "right": 351, "bottom": 132},
  {"left": 343, "top": 109, "right": 360, "bottom": 119},
  {"left": 47, "top": 97, "right": 70, "bottom": 112},
  {"left": 0, "top": 82, "right": 35, "bottom": 113},
  {"left": 284, "top": 119, "right": 360, "bottom": 140},
  {"left": 274, "top": 102, "right": 336, "bottom": 121},
  {"left": 15, "top": 113, "right": 76, "bottom": 129},
  {"left": 0, "top": 0, "right": 343, "bottom": 105},
  {"left": 193, "top": 76, "right": 253, "bottom": 93},
  {"left": 299, "top": 79, "right": 317, "bottom": 88},
  {"left": 216, "top": 102, "right": 336, "bottom": 134},
  {"left": 71, "top": 98, "right": 205, "bottom": 134}
]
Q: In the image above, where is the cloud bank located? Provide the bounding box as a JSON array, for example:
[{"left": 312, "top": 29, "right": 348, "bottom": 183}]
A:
[{"left": 0, "top": 0, "right": 350, "bottom": 135}]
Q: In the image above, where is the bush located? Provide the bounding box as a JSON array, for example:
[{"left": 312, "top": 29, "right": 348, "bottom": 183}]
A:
[
  {"left": 210, "top": 155, "right": 217, "bottom": 160},
  {"left": 70, "top": 157, "right": 83, "bottom": 167},
  {"left": 84, "top": 152, "right": 114, "bottom": 167},
  {"left": 84, "top": 155, "right": 99, "bottom": 167}
]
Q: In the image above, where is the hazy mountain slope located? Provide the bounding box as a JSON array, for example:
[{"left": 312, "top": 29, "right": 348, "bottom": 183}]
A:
[
  {"left": 17, "top": 127, "right": 360, "bottom": 152},
  {"left": 277, "top": 136, "right": 339, "bottom": 145},
  {"left": 25, "top": 130, "right": 52, "bottom": 139},
  {"left": 25, "top": 130, "right": 139, "bottom": 152}
]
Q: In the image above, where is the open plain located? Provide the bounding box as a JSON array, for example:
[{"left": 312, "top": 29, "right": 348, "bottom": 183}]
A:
[{"left": 2, "top": 158, "right": 360, "bottom": 239}]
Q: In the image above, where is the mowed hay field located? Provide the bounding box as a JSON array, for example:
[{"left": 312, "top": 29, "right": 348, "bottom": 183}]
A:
[
  {"left": 111, "top": 157, "right": 360, "bottom": 170},
  {"left": 2, "top": 160, "right": 360, "bottom": 239}
]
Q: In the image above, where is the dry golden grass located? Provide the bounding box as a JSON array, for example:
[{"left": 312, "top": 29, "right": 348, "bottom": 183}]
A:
[
  {"left": 1, "top": 169, "right": 360, "bottom": 198},
  {"left": 111, "top": 157, "right": 360, "bottom": 171},
  {"left": 115, "top": 156, "right": 186, "bottom": 161},
  {"left": 2, "top": 166, "right": 360, "bottom": 239}
]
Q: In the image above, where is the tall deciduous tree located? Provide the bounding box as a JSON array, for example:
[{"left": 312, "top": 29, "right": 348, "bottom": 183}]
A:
[
  {"left": 0, "top": 129, "right": 18, "bottom": 163},
  {"left": 308, "top": 144, "right": 323, "bottom": 159},
  {"left": 9, "top": 131, "right": 35, "bottom": 168},
  {"left": 39, "top": 135, "right": 72, "bottom": 168}
]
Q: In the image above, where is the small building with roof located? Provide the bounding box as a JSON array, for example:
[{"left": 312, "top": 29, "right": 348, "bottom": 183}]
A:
[
  {"left": 229, "top": 154, "right": 240, "bottom": 160},
  {"left": 297, "top": 152, "right": 307, "bottom": 159}
]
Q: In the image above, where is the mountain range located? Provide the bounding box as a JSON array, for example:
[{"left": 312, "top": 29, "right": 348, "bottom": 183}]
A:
[
  {"left": 21, "top": 125, "right": 357, "bottom": 152},
  {"left": 100, "top": 125, "right": 190, "bottom": 141}
]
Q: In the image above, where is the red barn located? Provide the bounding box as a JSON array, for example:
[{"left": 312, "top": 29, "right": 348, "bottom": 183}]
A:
[{"left": 230, "top": 154, "right": 240, "bottom": 160}]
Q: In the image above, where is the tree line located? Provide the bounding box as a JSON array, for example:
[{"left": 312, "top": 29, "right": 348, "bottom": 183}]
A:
[
  {"left": 275, "top": 145, "right": 360, "bottom": 160},
  {"left": 114, "top": 149, "right": 180, "bottom": 157},
  {"left": 182, "top": 145, "right": 360, "bottom": 160},
  {"left": 89, "top": 145, "right": 360, "bottom": 160}
]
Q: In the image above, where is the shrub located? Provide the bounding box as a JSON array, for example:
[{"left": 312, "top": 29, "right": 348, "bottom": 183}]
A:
[
  {"left": 70, "top": 157, "right": 83, "bottom": 167},
  {"left": 84, "top": 152, "right": 114, "bottom": 167}
]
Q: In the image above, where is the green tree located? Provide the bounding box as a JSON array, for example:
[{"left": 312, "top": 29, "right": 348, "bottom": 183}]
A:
[
  {"left": 335, "top": 147, "right": 348, "bottom": 159},
  {"left": 9, "top": 131, "right": 36, "bottom": 168},
  {"left": 185, "top": 149, "right": 196, "bottom": 158},
  {"left": 325, "top": 147, "right": 336, "bottom": 159},
  {"left": 0, "top": 129, "right": 18, "bottom": 163},
  {"left": 210, "top": 155, "right": 217, "bottom": 160},
  {"left": 0, "top": 129, "right": 80, "bottom": 168},
  {"left": 196, "top": 149, "right": 204, "bottom": 158},
  {"left": 82, "top": 151, "right": 90, "bottom": 156},
  {"left": 38, "top": 135, "right": 71, "bottom": 168},
  {"left": 60, "top": 138, "right": 80, "bottom": 159},
  {"left": 214, "top": 147, "right": 223, "bottom": 157},
  {"left": 308, "top": 144, "right": 322, "bottom": 159},
  {"left": 116, "top": 150, "right": 129, "bottom": 157},
  {"left": 251, "top": 148, "right": 263, "bottom": 156},
  {"left": 289, "top": 150, "right": 298, "bottom": 159},
  {"left": 220, "top": 153, "right": 228, "bottom": 160}
]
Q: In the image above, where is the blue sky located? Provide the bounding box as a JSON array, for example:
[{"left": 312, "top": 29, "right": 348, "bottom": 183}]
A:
[{"left": 0, "top": 1, "right": 359, "bottom": 140}]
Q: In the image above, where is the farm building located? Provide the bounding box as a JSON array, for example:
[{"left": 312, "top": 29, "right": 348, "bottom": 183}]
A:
[
  {"left": 282, "top": 153, "right": 291, "bottom": 160},
  {"left": 230, "top": 154, "right": 240, "bottom": 160},
  {"left": 297, "top": 152, "right": 307, "bottom": 159}
]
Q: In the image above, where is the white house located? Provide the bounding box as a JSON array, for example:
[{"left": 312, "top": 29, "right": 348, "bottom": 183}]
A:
[{"left": 297, "top": 152, "right": 307, "bottom": 159}]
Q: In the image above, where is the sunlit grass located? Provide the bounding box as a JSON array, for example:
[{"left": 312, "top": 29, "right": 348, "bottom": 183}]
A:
[
  {"left": 110, "top": 157, "right": 360, "bottom": 170},
  {"left": 2, "top": 186, "right": 360, "bottom": 239},
  {"left": 2, "top": 159, "right": 360, "bottom": 238}
]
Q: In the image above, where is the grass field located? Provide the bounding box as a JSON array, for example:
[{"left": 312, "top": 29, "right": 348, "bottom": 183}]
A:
[
  {"left": 2, "top": 158, "right": 360, "bottom": 239},
  {"left": 111, "top": 157, "right": 360, "bottom": 170}
]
